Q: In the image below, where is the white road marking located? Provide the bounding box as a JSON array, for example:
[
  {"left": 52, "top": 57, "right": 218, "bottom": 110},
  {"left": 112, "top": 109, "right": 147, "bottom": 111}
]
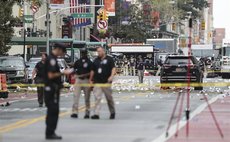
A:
[
  {"left": 151, "top": 94, "right": 221, "bottom": 142},
  {"left": 0, "top": 107, "right": 71, "bottom": 112}
]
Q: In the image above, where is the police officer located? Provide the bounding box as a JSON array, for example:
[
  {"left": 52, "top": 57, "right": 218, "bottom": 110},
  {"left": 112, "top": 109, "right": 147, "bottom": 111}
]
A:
[
  {"left": 137, "top": 58, "right": 145, "bottom": 83},
  {"left": 32, "top": 53, "right": 47, "bottom": 107},
  {"left": 44, "top": 44, "right": 72, "bottom": 140},
  {"left": 71, "top": 48, "right": 93, "bottom": 119},
  {"left": 90, "top": 47, "right": 116, "bottom": 119}
]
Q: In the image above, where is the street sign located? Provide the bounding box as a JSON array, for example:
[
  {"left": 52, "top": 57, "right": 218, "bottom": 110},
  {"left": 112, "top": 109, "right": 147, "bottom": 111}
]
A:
[
  {"left": 24, "top": 15, "right": 33, "bottom": 18},
  {"left": 24, "top": 15, "right": 33, "bottom": 23},
  {"left": 24, "top": 20, "right": 33, "bottom": 23},
  {"left": 71, "top": 13, "right": 93, "bottom": 18},
  {"left": 97, "top": 20, "right": 108, "bottom": 30}
]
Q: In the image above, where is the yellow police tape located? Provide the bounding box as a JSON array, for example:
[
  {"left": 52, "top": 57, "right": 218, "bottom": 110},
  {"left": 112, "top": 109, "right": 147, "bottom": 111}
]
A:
[{"left": 3, "top": 81, "right": 230, "bottom": 89}]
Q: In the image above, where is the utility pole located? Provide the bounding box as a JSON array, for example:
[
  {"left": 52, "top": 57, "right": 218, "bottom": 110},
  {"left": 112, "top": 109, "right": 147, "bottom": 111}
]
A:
[
  {"left": 23, "top": 0, "right": 26, "bottom": 61},
  {"left": 46, "top": 0, "right": 50, "bottom": 55}
]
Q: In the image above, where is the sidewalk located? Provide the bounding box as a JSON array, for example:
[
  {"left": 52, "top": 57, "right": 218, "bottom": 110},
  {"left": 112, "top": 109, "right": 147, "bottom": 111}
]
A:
[{"left": 167, "top": 96, "right": 230, "bottom": 142}]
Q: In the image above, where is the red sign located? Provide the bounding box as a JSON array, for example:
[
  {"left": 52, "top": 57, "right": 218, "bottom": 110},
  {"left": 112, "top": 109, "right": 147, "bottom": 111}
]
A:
[
  {"left": 50, "top": 0, "right": 64, "bottom": 4},
  {"left": 104, "top": 0, "right": 115, "bottom": 16}
]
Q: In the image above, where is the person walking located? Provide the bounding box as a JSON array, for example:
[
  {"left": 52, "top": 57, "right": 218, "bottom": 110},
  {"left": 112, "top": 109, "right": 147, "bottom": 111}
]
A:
[
  {"left": 137, "top": 58, "right": 145, "bottom": 84},
  {"left": 130, "top": 56, "right": 136, "bottom": 76},
  {"left": 71, "top": 48, "right": 93, "bottom": 119},
  {"left": 32, "top": 53, "right": 47, "bottom": 107},
  {"left": 44, "top": 44, "right": 72, "bottom": 140},
  {"left": 90, "top": 47, "right": 116, "bottom": 120}
]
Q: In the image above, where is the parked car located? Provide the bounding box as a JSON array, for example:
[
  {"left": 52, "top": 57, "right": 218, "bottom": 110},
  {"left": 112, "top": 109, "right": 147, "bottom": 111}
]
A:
[
  {"left": 29, "top": 57, "right": 41, "bottom": 63},
  {"left": 26, "top": 62, "right": 38, "bottom": 83},
  {"left": 0, "top": 56, "right": 28, "bottom": 83},
  {"left": 160, "top": 55, "right": 204, "bottom": 90}
]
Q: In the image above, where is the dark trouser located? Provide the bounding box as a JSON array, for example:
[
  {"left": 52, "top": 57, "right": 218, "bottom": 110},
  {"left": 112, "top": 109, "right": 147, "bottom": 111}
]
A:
[
  {"left": 138, "top": 70, "right": 144, "bottom": 83},
  {"left": 44, "top": 84, "right": 60, "bottom": 136},
  {"left": 35, "top": 77, "right": 44, "bottom": 105}
]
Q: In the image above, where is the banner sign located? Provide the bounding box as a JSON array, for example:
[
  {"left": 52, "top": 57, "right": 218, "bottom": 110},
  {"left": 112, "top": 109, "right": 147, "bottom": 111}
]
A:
[
  {"left": 104, "top": 0, "right": 115, "bottom": 16},
  {"left": 50, "top": 0, "right": 65, "bottom": 9}
]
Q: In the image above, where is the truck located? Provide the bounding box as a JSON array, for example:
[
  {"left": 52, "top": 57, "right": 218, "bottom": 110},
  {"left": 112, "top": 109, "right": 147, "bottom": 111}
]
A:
[
  {"left": 220, "top": 39, "right": 230, "bottom": 78},
  {"left": 146, "top": 39, "right": 177, "bottom": 53}
]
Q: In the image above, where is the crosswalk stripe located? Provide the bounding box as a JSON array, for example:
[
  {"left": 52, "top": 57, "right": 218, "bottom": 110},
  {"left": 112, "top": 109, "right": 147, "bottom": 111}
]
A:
[{"left": 0, "top": 107, "right": 72, "bottom": 112}]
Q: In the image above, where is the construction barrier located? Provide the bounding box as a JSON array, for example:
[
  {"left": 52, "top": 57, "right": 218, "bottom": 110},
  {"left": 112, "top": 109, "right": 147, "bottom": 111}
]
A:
[
  {"left": 0, "top": 74, "right": 9, "bottom": 98},
  {"left": 69, "top": 74, "right": 76, "bottom": 84}
]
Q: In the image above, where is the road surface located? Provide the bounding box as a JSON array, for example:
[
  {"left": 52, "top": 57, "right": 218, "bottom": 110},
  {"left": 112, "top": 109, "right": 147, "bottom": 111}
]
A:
[{"left": 0, "top": 76, "right": 228, "bottom": 142}]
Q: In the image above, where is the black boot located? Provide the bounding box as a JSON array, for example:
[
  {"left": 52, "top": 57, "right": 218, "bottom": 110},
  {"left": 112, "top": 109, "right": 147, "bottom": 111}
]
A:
[
  {"left": 70, "top": 113, "right": 78, "bottom": 118},
  {"left": 110, "top": 113, "right": 115, "bottom": 119},
  {"left": 46, "top": 134, "right": 62, "bottom": 140},
  {"left": 91, "top": 115, "right": 100, "bottom": 119}
]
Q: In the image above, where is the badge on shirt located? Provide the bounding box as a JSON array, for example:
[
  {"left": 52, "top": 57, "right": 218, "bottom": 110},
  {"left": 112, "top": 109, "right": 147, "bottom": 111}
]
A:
[
  {"left": 98, "top": 68, "right": 102, "bottom": 74},
  {"left": 103, "top": 59, "right": 107, "bottom": 64},
  {"left": 83, "top": 63, "right": 88, "bottom": 68},
  {"left": 50, "top": 59, "right": 56, "bottom": 66}
]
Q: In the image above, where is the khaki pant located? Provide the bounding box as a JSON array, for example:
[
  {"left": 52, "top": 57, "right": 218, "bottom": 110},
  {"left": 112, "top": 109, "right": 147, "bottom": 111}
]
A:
[
  {"left": 72, "top": 78, "right": 91, "bottom": 115},
  {"left": 93, "top": 86, "right": 115, "bottom": 115}
]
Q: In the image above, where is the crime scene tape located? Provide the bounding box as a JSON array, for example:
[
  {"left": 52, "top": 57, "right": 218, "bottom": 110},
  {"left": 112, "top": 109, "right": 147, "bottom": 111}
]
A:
[{"left": 3, "top": 82, "right": 230, "bottom": 89}]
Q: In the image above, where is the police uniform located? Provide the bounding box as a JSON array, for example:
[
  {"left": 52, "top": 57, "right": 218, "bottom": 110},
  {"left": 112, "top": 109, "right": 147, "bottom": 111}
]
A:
[
  {"left": 34, "top": 61, "right": 46, "bottom": 106},
  {"left": 44, "top": 53, "right": 62, "bottom": 138},
  {"left": 91, "top": 56, "right": 115, "bottom": 119},
  {"left": 71, "top": 56, "right": 93, "bottom": 118},
  {"left": 137, "top": 61, "right": 145, "bottom": 83}
]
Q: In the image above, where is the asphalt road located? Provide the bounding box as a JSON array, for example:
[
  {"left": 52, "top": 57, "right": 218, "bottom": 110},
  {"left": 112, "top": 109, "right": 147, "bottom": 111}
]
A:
[{"left": 0, "top": 76, "right": 227, "bottom": 142}]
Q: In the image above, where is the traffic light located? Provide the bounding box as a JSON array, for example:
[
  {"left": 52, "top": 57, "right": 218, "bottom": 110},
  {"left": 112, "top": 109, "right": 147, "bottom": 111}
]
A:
[
  {"left": 97, "top": 13, "right": 103, "bottom": 21},
  {"left": 97, "top": 9, "right": 109, "bottom": 21},
  {"left": 172, "top": 23, "right": 176, "bottom": 31},
  {"left": 27, "top": 27, "right": 31, "bottom": 37},
  {"left": 103, "top": 10, "right": 109, "bottom": 21},
  {"left": 201, "top": 20, "right": 205, "bottom": 30},
  {"left": 62, "top": 17, "right": 68, "bottom": 24},
  {"left": 19, "top": 7, "right": 24, "bottom": 17}
]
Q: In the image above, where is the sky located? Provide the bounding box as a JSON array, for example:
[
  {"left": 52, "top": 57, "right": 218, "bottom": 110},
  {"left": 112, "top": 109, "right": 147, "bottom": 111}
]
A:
[{"left": 213, "top": 0, "right": 230, "bottom": 38}]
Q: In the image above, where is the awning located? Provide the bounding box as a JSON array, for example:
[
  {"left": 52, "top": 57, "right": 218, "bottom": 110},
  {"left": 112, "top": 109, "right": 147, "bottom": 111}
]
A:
[
  {"left": 9, "top": 37, "right": 47, "bottom": 45},
  {"left": 111, "top": 45, "right": 155, "bottom": 53}
]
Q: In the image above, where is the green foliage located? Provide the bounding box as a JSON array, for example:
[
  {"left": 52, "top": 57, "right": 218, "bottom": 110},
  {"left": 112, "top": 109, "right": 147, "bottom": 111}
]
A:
[
  {"left": 0, "top": 1, "right": 18, "bottom": 55},
  {"left": 109, "top": 1, "right": 150, "bottom": 42},
  {"left": 152, "top": 0, "right": 209, "bottom": 22}
]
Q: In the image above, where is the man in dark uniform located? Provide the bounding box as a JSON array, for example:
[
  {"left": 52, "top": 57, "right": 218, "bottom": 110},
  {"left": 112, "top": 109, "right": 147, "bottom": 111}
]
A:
[
  {"left": 90, "top": 47, "right": 116, "bottom": 119},
  {"left": 32, "top": 53, "right": 47, "bottom": 107},
  {"left": 137, "top": 58, "right": 145, "bottom": 83},
  {"left": 71, "top": 48, "right": 93, "bottom": 119},
  {"left": 44, "top": 44, "right": 72, "bottom": 140}
]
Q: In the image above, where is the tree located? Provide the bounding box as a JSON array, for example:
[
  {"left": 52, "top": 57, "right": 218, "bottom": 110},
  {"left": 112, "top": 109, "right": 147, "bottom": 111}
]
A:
[
  {"left": 151, "top": 0, "right": 209, "bottom": 23},
  {"left": 0, "top": 0, "right": 18, "bottom": 55},
  {"left": 177, "top": 0, "right": 209, "bottom": 19},
  {"left": 109, "top": 0, "right": 150, "bottom": 43},
  {"left": 152, "top": 0, "right": 182, "bottom": 25}
]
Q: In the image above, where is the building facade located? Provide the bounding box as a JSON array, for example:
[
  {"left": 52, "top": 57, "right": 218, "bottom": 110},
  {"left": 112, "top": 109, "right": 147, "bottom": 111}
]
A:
[{"left": 213, "top": 28, "right": 226, "bottom": 49}]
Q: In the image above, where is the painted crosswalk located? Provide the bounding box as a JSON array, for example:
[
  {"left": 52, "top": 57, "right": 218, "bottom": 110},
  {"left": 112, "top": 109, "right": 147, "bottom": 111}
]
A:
[{"left": 0, "top": 107, "right": 72, "bottom": 112}]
